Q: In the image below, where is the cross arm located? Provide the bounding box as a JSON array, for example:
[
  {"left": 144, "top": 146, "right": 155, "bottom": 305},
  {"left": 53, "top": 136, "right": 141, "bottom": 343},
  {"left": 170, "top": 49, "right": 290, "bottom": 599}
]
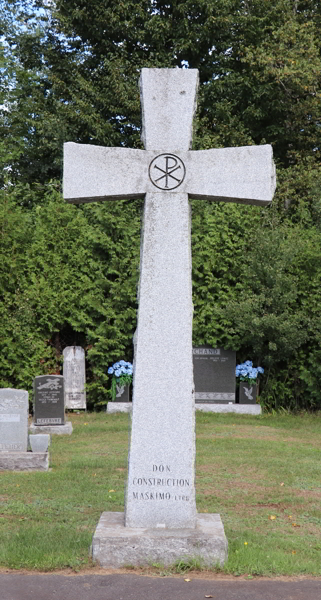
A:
[
  {"left": 63, "top": 143, "right": 148, "bottom": 204},
  {"left": 186, "top": 145, "right": 276, "bottom": 206}
]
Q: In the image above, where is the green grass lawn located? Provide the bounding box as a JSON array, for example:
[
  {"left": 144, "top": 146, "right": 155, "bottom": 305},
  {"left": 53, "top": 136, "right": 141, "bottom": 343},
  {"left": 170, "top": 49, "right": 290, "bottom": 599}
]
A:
[{"left": 0, "top": 411, "right": 321, "bottom": 575}]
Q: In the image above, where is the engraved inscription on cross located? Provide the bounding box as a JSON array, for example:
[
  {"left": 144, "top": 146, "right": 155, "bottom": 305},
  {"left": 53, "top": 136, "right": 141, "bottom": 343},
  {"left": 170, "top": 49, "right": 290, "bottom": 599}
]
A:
[{"left": 64, "top": 68, "right": 276, "bottom": 531}]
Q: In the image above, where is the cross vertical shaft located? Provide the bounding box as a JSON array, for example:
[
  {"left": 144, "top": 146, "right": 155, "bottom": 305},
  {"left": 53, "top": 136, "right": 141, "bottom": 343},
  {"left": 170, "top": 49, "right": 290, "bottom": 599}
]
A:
[{"left": 125, "top": 69, "right": 199, "bottom": 528}]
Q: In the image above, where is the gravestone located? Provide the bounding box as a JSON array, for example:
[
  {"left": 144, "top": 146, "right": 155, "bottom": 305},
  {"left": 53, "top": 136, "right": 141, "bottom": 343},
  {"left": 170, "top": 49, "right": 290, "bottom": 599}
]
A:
[
  {"left": 33, "top": 375, "right": 65, "bottom": 426},
  {"left": 0, "top": 389, "right": 28, "bottom": 452},
  {"left": 193, "top": 347, "right": 236, "bottom": 404},
  {"left": 0, "top": 388, "right": 49, "bottom": 471},
  {"left": 63, "top": 346, "right": 86, "bottom": 409},
  {"left": 64, "top": 68, "right": 275, "bottom": 567}
]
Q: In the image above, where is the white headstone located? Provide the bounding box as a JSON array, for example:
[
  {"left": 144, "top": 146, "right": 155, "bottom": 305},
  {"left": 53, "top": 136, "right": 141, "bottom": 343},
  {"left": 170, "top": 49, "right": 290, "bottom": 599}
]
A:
[
  {"left": 0, "top": 389, "right": 28, "bottom": 452},
  {"left": 64, "top": 67, "right": 276, "bottom": 565},
  {"left": 63, "top": 346, "right": 86, "bottom": 409}
]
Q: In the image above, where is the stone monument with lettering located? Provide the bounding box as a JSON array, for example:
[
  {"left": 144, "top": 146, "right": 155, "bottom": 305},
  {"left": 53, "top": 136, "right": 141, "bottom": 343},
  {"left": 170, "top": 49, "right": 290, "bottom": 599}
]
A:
[
  {"left": 64, "top": 68, "right": 275, "bottom": 567},
  {"left": 63, "top": 346, "right": 86, "bottom": 410},
  {"left": 33, "top": 375, "right": 65, "bottom": 425},
  {"left": 30, "top": 375, "right": 73, "bottom": 435},
  {"left": 193, "top": 347, "right": 236, "bottom": 404}
]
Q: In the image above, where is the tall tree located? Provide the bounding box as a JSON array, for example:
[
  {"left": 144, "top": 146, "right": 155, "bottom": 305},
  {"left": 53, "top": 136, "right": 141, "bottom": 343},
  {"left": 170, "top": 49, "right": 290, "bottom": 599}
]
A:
[
  {"left": 2, "top": 1, "right": 320, "bottom": 185},
  {"left": 1, "top": 0, "right": 321, "bottom": 408}
]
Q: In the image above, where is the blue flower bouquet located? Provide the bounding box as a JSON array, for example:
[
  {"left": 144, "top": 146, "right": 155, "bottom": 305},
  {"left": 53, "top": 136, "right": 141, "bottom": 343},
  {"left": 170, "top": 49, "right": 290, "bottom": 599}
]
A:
[
  {"left": 235, "top": 360, "right": 264, "bottom": 385},
  {"left": 108, "top": 360, "right": 133, "bottom": 401}
]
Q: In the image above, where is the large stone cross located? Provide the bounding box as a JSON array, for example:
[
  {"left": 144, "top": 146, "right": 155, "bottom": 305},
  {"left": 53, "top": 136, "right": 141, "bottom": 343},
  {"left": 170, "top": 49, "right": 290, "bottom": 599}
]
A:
[{"left": 64, "top": 69, "right": 276, "bottom": 535}]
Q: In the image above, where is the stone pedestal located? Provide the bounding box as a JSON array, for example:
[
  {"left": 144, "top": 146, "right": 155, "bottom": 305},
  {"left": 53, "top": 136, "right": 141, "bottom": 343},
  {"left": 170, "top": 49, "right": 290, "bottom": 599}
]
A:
[
  {"left": 107, "top": 402, "right": 262, "bottom": 415},
  {"left": 0, "top": 452, "right": 49, "bottom": 471},
  {"left": 197, "top": 403, "right": 262, "bottom": 415},
  {"left": 91, "top": 512, "right": 227, "bottom": 568},
  {"left": 29, "top": 422, "right": 73, "bottom": 435},
  {"left": 107, "top": 402, "right": 132, "bottom": 414}
]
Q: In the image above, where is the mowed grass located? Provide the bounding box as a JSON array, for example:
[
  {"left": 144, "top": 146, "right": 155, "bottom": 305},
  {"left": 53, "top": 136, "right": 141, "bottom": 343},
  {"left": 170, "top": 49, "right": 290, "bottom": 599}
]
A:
[
  {"left": 0, "top": 411, "right": 320, "bottom": 575},
  {"left": 196, "top": 412, "right": 321, "bottom": 576},
  {"left": 0, "top": 413, "right": 129, "bottom": 571}
]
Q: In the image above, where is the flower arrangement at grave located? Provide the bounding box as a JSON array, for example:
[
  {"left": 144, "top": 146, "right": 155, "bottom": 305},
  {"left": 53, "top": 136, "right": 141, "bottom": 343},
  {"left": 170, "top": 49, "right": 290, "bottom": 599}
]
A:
[
  {"left": 235, "top": 360, "right": 264, "bottom": 384},
  {"left": 108, "top": 360, "right": 133, "bottom": 400}
]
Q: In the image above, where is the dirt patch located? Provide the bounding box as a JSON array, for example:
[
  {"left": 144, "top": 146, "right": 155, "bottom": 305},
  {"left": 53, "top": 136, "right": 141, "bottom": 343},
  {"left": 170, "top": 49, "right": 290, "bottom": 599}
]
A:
[
  {"left": 0, "top": 565, "right": 321, "bottom": 581},
  {"left": 294, "top": 489, "right": 321, "bottom": 499}
]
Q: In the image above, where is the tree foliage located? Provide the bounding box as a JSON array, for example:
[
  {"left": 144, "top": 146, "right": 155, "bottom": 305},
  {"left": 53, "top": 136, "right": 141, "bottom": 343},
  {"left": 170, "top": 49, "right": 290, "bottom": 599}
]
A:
[
  {"left": 1, "top": 0, "right": 321, "bottom": 409},
  {"left": 0, "top": 183, "right": 142, "bottom": 406}
]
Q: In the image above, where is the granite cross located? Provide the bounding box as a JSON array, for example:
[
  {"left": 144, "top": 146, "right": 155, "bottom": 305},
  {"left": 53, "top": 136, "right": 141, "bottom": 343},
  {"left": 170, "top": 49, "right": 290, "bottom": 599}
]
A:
[{"left": 64, "top": 69, "right": 276, "bottom": 534}]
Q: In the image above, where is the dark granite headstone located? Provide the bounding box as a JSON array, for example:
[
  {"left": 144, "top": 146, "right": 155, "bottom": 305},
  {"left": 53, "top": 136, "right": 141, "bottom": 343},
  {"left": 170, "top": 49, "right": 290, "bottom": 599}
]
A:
[
  {"left": 193, "top": 347, "right": 236, "bottom": 403},
  {"left": 33, "top": 375, "right": 65, "bottom": 425}
]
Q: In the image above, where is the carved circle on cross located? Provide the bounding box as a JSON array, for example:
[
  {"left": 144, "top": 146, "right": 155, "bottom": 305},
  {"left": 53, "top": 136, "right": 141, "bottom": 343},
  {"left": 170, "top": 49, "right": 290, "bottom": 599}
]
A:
[{"left": 149, "top": 153, "right": 186, "bottom": 190}]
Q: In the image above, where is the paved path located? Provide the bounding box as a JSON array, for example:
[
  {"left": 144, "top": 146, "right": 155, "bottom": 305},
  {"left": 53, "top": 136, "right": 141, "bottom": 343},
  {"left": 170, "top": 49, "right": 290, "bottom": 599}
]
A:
[{"left": 1, "top": 573, "right": 321, "bottom": 600}]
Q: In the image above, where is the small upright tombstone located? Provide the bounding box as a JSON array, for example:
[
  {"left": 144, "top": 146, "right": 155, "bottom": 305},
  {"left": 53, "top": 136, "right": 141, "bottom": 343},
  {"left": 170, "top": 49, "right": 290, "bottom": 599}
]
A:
[
  {"left": 193, "top": 347, "right": 236, "bottom": 404},
  {"left": 63, "top": 346, "right": 86, "bottom": 409},
  {"left": 0, "top": 389, "right": 28, "bottom": 452},
  {"left": 33, "top": 375, "right": 65, "bottom": 426},
  {"left": 0, "top": 388, "right": 49, "bottom": 471}
]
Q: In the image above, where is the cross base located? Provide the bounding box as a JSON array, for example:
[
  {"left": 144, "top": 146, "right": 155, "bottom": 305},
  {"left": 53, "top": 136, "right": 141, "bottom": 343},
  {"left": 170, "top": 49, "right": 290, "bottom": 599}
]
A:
[{"left": 91, "top": 512, "right": 228, "bottom": 568}]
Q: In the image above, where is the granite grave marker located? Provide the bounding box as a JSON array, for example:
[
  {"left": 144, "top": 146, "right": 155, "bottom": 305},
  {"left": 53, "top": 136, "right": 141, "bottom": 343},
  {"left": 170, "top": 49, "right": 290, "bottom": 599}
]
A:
[
  {"left": 33, "top": 375, "right": 65, "bottom": 426},
  {"left": 0, "top": 388, "right": 28, "bottom": 452},
  {"left": 63, "top": 346, "right": 86, "bottom": 409},
  {"left": 193, "top": 347, "right": 236, "bottom": 404},
  {"left": 64, "top": 68, "right": 276, "bottom": 567}
]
